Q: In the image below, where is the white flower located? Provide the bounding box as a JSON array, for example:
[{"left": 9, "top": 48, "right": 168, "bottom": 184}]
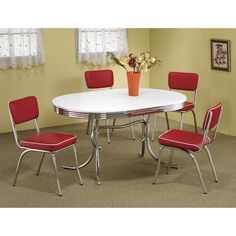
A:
[
  {"left": 136, "top": 56, "right": 143, "bottom": 63},
  {"left": 120, "top": 56, "right": 129, "bottom": 64},
  {"left": 144, "top": 52, "right": 150, "bottom": 59},
  {"left": 150, "top": 57, "right": 156, "bottom": 63},
  {"left": 139, "top": 61, "right": 148, "bottom": 71},
  {"left": 107, "top": 51, "right": 160, "bottom": 73}
]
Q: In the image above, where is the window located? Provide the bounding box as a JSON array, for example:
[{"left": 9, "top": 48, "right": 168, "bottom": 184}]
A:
[
  {"left": 77, "top": 28, "right": 128, "bottom": 65},
  {"left": 0, "top": 28, "right": 44, "bottom": 70}
]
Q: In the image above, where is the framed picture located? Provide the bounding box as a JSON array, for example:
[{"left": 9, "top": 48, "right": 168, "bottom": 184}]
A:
[{"left": 211, "top": 39, "right": 231, "bottom": 72}]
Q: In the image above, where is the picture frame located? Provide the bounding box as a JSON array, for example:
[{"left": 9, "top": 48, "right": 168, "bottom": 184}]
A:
[{"left": 211, "top": 39, "right": 231, "bottom": 72}]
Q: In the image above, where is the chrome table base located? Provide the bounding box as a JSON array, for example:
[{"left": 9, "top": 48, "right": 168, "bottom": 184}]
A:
[{"left": 63, "top": 115, "right": 175, "bottom": 184}]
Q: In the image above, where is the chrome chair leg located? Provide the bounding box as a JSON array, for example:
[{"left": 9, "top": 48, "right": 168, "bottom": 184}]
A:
[
  {"left": 151, "top": 114, "right": 157, "bottom": 142},
  {"left": 130, "top": 117, "right": 136, "bottom": 140},
  {"left": 189, "top": 152, "right": 207, "bottom": 194},
  {"left": 13, "top": 149, "right": 30, "bottom": 186},
  {"left": 180, "top": 112, "right": 184, "bottom": 130},
  {"left": 105, "top": 119, "right": 111, "bottom": 144},
  {"left": 191, "top": 110, "right": 198, "bottom": 133},
  {"left": 51, "top": 153, "right": 62, "bottom": 196},
  {"left": 166, "top": 149, "right": 174, "bottom": 174},
  {"left": 204, "top": 146, "right": 219, "bottom": 182},
  {"left": 86, "top": 118, "right": 91, "bottom": 135},
  {"left": 36, "top": 153, "right": 45, "bottom": 176},
  {"left": 72, "top": 145, "right": 83, "bottom": 185},
  {"left": 165, "top": 112, "right": 170, "bottom": 130},
  {"left": 112, "top": 118, "right": 116, "bottom": 132},
  {"left": 153, "top": 146, "right": 164, "bottom": 184}
]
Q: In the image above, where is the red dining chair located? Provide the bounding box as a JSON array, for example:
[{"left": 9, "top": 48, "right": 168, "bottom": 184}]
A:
[
  {"left": 151, "top": 72, "right": 199, "bottom": 141},
  {"left": 85, "top": 70, "right": 135, "bottom": 143},
  {"left": 9, "top": 96, "right": 83, "bottom": 196},
  {"left": 153, "top": 103, "right": 223, "bottom": 194}
]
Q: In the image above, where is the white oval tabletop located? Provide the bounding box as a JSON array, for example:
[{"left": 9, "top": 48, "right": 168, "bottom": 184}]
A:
[{"left": 52, "top": 88, "right": 186, "bottom": 119}]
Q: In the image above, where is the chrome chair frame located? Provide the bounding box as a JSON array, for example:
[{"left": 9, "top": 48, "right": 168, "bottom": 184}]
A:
[
  {"left": 151, "top": 88, "right": 198, "bottom": 142},
  {"left": 167, "top": 89, "right": 198, "bottom": 131},
  {"left": 153, "top": 107, "right": 223, "bottom": 194},
  {"left": 9, "top": 107, "right": 83, "bottom": 196}
]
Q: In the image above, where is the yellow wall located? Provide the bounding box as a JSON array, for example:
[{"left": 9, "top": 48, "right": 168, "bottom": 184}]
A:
[
  {"left": 0, "top": 28, "right": 150, "bottom": 133},
  {"left": 150, "top": 29, "right": 236, "bottom": 136},
  {"left": 3, "top": 28, "right": 234, "bottom": 136}
]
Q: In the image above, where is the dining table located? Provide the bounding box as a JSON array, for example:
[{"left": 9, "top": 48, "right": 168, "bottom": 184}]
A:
[{"left": 52, "top": 88, "right": 186, "bottom": 184}]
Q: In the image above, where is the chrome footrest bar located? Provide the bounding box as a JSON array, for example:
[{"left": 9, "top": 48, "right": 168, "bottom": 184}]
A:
[
  {"left": 161, "top": 162, "right": 178, "bottom": 169},
  {"left": 99, "top": 119, "right": 144, "bottom": 130}
]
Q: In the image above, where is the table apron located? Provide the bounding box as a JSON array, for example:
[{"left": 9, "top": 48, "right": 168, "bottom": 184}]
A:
[{"left": 53, "top": 102, "right": 184, "bottom": 120}]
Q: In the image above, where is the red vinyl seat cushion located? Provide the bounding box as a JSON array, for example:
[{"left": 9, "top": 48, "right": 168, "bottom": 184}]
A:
[
  {"left": 178, "top": 101, "right": 194, "bottom": 112},
  {"left": 159, "top": 129, "right": 210, "bottom": 151},
  {"left": 20, "top": 132, "right": 77, "bottom": 152}
]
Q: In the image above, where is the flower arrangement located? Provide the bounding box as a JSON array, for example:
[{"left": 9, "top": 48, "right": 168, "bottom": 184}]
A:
[{"left": 107, "top": 52, "right": 161, "bottom": 73}]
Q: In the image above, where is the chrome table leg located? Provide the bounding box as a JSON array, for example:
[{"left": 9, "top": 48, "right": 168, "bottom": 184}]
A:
[
  {"left": 165, "top": 112, "right": 170, "bottom": 130},
  {"left": 93, "top": 119, "right": 102, "bottom": 184},
  {"left": 151, "top": 114, "right": 157, "bottom": 142},
  {"left": 105, "top": 119, "right": 111, "bottom": 144},
  {"left": 95, "top": 147, "right": 101, "bottom": 184},
  {"left": 139, "top": 115, "right": 158, "bottom": 160},
  {"left": 139, "top": 115, "right": 146, "bottom": 157},
  {"left": 145, "top": 115, "right": 158, "bottom": 160}
]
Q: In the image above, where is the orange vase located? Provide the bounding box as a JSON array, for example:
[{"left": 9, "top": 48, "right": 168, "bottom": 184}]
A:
[{"left": 126, "top": 72, "right": 141, "bottom": 96}]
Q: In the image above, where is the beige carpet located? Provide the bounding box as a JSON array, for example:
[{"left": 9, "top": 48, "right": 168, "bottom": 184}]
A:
[{"left": 0, "top": 116, "right": 235, "bottom": 207}]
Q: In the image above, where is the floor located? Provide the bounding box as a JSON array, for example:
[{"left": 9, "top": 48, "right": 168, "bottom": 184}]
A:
[{"left": 0, "top": 116, "right": 235, "bottom": 207}]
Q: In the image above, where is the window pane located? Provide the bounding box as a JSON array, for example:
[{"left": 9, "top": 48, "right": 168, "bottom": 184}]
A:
[
  {"left": 0, "top": 29, "right": 37, "bottom": 57},
  {"left": 79, "top": 28, "right": 127, "bottom": 53}
]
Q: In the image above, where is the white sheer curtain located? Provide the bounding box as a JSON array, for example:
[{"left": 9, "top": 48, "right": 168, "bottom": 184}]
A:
[
  {"left": 77, "top": 28, "right": 128, "bottom": 65},
  {"left": 0, "top": 28, "right": 45, "bottom": 70}
]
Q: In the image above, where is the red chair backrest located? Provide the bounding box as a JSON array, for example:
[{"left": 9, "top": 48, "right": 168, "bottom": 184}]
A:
[
  {"left": 85, "top": 70, "right": 114, "bottom": 89},
  {"left": 9, "top": 96, "right": 39, "bottom": 124},
  {"left": 168, "top": 72, "right": 199, "bottom": 91},
  {"left": 202, "top": 103, "right": 223, "bottom": 131}
]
